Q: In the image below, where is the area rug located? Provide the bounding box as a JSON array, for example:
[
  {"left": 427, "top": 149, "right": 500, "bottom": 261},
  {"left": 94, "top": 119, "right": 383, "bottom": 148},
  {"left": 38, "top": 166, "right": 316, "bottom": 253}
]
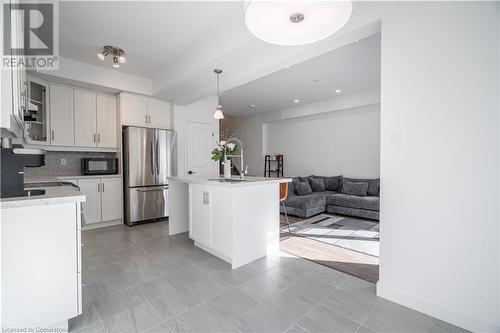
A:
[{"left": 284, "top": 214, "right": 380, "bottom": 257}]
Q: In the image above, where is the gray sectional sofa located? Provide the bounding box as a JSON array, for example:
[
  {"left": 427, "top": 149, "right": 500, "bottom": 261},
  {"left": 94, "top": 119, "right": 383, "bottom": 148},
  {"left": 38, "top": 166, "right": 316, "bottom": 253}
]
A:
[{"left": 281, "top": 175, "right": 380, "bottom": 220}]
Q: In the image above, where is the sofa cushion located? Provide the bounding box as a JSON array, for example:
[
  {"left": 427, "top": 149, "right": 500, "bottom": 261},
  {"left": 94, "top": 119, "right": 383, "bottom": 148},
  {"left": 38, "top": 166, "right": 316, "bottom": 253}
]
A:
[
  {"left": 285, "top": 192, "right": 334, "bottom": 209},
  {"left": 342, "top": 177, "right": 380, "bottom": 196},
  {"left": 288, "top": 177, "right": 301, "bottom": 196},
  {"left": 323, "top": 175, "right": 342, "bottom": 192},
  {"left": 308, "top": 178, "right": 325, "bottom": 192},
  {"left": 341, "top": 181, "right": 369, "bottom": 197},
  {"left": 295, "top": 181, "right": 313, "bottom": 196},
  {"left": 326, "top": 193, "right": 380, "bottom": 211}
]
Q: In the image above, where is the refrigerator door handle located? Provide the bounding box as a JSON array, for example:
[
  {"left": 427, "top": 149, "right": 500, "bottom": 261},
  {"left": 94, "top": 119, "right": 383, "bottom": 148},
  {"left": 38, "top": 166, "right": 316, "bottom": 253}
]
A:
[
  {"left": 155, "top": 133, "right": 160, "bottom": 176},
  {"left": 150, "top": 140, "right": 155, "bottom": 175}
]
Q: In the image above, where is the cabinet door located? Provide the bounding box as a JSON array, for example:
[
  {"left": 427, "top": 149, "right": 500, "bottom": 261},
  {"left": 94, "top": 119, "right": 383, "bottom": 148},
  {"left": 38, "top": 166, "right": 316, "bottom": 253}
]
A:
[
  {"left": 74, "top": 89, "right": 97, "bottom": 147},
  {"left": 147, "top": 97, "right": 171, "bottom": 129},
  {"left": 189, "top": 184, "right": 212, "bottom": 244},
  {"left": 101, "top": 177, "right": 122, "bottom": 221},
  {"left": 78, "top": 178, "right": 101, "bottom": 224},
  {"left": 49, "top": 85, "right": 74, "bottom": 146},
  {"left": 119, "top": 93, "right": 148, "bottom": 127},
  {"left": 96, "top": 94, "right": 117, "bottom": 148}
]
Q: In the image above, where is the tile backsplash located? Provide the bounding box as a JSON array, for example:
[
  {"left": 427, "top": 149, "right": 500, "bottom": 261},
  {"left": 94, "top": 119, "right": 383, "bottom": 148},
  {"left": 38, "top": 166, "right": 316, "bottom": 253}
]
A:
[{"left": 25, "top": 151, "right": 117, "bottom": 178}]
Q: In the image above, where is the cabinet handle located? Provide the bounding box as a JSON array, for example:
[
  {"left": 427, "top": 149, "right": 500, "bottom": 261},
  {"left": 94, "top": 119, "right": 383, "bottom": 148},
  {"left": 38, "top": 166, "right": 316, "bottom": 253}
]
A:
[
  {"left": 93, "top": 133, "right": 96, "bottom": 143},
  {"left": 97, "top": 183, "right": 100, "bottom": 192},
  {"left": 202, "top": 191, "right": 210, "bottom": 205},
  {"left": 97, "top": 133, "right": 100, "bottom": 144},
  {"left": 51, "top": 130, "right": 54, "bottom": 140},
  {"left": 149, "top": 115, "right": 151, "bottom": 124},
  {"left": 102, "top": 182, "right": 104, "bottom": 192},
  {"left": 145, "top": 114, "right": 148, "bottom": 124}
]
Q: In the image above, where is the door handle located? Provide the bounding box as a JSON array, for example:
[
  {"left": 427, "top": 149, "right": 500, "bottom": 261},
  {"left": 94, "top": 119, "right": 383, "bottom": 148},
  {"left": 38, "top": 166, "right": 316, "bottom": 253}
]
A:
[
  {"left": 150, "top": 141, "right": 155, "bottom": 175},
  {"left": 188, "top": 170, "right": 196, "bottom": 175}
]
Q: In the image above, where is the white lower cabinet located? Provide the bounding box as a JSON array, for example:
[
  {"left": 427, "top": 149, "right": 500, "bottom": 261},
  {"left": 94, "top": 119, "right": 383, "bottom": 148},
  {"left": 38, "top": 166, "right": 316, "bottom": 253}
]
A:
[
  {"left": 78, "top": 177, "right": 122, "bottom": 225},
  {"left": 1, "top": 201, "right": 83, "bottom": 328},
  {"left": 189, "top": 185, "right": 212, "bottom": 244},
  {"left": 101, "top": 177, "right": 123, "bottom": 221}
]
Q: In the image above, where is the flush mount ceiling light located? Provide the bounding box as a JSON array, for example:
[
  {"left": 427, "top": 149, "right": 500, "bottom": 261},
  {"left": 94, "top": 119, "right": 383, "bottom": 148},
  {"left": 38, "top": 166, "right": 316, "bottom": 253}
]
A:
[
  {"left": 97, "top": 46, "right": 126, "bottom": 68},
  {"left": 335, "top": 89, "right": 342, "bottom": 93},
  {"left": 213, "top": 69, "right": 224, "bottom": 120},
  {"left": 245, "top": 1, "right": 352, "bottom": 46}
]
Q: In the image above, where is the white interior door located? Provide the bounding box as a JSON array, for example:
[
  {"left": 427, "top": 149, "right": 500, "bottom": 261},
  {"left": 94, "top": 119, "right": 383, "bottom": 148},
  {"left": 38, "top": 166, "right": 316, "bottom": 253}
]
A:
[{"left": 186, "top": 121, "right": 216, "bottom": 177}]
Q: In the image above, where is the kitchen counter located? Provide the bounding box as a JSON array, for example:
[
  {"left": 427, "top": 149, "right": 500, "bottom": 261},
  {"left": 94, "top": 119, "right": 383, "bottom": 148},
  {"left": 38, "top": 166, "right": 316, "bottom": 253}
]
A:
[
  {"left": 168, "top": 175, "right": 291, "bottom": 187},
  {"left": 0, "top": 185, "right": 85, "bottom": 209},
  {"left": 24, "top": 174, "right": 122, "bottom": 184},
  {"left": 169, "top": 175, "right": 291, "bottom": 269}
]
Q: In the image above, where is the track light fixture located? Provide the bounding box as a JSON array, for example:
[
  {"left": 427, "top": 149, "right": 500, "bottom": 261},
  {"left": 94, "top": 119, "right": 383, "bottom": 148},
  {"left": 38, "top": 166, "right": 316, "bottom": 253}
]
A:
[{"left": 97, "top": 46, "right": 126, "bottom": 68}]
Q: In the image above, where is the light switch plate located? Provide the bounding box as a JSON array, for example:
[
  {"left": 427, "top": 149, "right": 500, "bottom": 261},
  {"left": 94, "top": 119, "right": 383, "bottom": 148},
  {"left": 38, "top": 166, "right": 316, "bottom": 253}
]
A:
[{"left": 60, "top": 158, "right": 66, "bottom": 166}]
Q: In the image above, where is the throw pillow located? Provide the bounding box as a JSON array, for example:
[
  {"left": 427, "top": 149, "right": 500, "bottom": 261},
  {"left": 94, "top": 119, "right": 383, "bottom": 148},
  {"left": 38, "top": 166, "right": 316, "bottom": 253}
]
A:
[
  {"left": 341, "top": 181, "right": 369, "bottom": 197},
  {"left": 308, "top": 177, "right": 325, "bottom": 192},
  {"left": 323, "top": 175, "right": 342, "bottom": 192},
  {"left": 295, "top": 181, "right": 313, "bottom": 196},
  {"left": 342, "top": 177, "right": 379, "bottom": 196}
]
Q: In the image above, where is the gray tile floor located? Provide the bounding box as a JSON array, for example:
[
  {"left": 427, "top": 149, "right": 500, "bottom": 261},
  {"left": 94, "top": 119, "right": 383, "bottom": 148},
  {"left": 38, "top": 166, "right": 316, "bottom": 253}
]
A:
[{"left": 71, "top": 221, "right": 468, "bottom": 333}]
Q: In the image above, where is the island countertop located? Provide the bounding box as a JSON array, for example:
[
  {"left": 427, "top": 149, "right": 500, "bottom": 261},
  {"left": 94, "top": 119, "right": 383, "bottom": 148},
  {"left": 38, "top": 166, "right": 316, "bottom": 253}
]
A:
[
  {"left": 168, "top": 175, "right": 292, "bottom": 187},
  {"left": 0, "top": 186, "right": 86, "bottom": 209}
]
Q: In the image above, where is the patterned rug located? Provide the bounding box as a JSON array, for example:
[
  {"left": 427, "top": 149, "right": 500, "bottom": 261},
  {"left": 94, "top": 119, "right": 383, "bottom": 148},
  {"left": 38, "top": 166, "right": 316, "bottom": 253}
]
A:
[{"left": 284, "top": 214, "right": 380, "bottom": 257}]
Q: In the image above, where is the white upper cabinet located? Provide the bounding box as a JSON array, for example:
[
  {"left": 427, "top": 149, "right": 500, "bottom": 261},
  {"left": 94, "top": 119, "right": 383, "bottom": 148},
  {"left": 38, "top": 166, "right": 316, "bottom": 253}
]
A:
[
  {"left": 119, "top": 93, "right": 172, "bottom": 129},
  {"left": 49, "top": 84, "right": 74, "bottom": 146},
  {"left": 75, "top": 89, "right": 117, "bottom": 149},
  {"left": 74, "top": 89, "right": 97, "bottom": 147},
  {"left": 96, "top": 94, "right": 117, "bottom": 148},
  {"left": 119, "top": 93, "right": 148, "bottom": 127},
  {"left": 147, "top": 97, "right": 171, "bottom": 129}
]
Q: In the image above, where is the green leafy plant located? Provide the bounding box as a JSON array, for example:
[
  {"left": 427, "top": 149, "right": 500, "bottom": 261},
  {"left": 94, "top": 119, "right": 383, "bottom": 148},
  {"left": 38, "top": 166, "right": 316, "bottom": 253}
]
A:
[{"left": 211, "top": 140, "right": 237, "bottom": 161}]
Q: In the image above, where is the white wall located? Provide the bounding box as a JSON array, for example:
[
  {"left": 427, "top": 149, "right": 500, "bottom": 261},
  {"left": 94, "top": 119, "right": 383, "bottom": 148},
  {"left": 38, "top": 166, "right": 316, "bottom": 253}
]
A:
[
  {"left": 376, "top": 3, "right": 499, "bottom": 332},
  {"left": 223, "top": 89, "right": 380, "bottom": 177},
  {"left": 264, "top": 104, "right": 380, "bottom": 178},
  {"left": 173, "top": 95, "right": 220, "bottom": 177}
]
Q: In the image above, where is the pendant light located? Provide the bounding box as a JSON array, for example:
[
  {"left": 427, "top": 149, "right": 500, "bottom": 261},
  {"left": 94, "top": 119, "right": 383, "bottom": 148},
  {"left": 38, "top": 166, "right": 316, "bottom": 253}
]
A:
[
  {"left": 245, "top": 1, "right": 352, "bottom": 46},
  {"left": 213, "top": 69, "right": 224, "bottom": 120}
]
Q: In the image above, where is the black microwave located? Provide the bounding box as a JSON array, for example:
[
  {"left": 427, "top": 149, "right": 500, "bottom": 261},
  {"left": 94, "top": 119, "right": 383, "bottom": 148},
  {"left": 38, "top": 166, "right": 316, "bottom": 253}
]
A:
[{"left": 82, "top": 158, "right": 118, "bottom": 175}]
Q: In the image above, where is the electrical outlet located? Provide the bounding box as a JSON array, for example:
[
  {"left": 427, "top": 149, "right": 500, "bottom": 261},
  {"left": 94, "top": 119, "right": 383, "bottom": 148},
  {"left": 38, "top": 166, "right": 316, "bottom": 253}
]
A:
[{"left": 60, "top": 158, "right": 66, "bottom": 166}]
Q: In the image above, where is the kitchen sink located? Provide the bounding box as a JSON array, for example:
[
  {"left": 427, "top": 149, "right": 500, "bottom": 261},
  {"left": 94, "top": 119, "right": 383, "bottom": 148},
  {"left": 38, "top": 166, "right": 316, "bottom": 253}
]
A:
[{"left": 208, "top": 178, "right": 248, "bottom": 183}]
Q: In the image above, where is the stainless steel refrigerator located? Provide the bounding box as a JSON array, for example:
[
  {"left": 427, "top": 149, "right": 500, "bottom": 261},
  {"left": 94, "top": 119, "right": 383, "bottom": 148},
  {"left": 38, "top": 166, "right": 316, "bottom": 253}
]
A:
[{"left": 123, "top": 126, "right": 176, "bottom": 226}]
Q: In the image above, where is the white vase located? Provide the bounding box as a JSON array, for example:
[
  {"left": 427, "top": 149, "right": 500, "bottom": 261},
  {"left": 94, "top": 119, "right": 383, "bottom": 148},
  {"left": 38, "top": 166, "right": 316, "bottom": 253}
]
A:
[{"left": 223, "top": 160, "right": 232, "bottom": 179}]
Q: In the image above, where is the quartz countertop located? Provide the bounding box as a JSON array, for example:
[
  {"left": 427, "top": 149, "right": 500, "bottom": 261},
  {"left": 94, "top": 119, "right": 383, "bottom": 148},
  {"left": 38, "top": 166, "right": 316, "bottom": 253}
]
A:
[
  {"left": 0, "top": 185, "right": 86, "bottom": 209},
  {"left": 24, "top": 174, "right": 122, "bottom": 183},
  {"left": 168, "top": 176, "right": 291, "bottom": 187}
]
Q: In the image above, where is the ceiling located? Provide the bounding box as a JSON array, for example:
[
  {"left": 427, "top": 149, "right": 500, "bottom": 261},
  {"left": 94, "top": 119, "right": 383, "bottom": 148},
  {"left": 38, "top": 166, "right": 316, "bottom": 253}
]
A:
[
  {"left": 220, "top": 34, "right": 381, "bottom": 117},
  {"left": 60, "top": 1, "right": 249, "bottom": 79},
  {"left": 58, "top": 1, "right": 381, "bottom": 105}
]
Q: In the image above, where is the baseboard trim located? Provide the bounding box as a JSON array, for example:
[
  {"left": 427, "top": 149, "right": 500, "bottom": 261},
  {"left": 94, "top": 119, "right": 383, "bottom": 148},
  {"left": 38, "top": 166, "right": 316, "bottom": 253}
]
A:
[
  {"left": 376, "top": 281, "right": 499, "bottom": 332},
  {"left": 82, "top": 219, "right": 122, "bottom": 231}
]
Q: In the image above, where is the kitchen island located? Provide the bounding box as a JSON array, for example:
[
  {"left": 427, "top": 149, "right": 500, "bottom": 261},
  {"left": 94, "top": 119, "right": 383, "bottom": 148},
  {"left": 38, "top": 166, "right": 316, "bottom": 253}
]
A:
[
  {"left": 168, "top": 176, "right": 291, "bottom": 269},
  {"left": 0, "top": 185, "right": 85, "bottom": 330}
]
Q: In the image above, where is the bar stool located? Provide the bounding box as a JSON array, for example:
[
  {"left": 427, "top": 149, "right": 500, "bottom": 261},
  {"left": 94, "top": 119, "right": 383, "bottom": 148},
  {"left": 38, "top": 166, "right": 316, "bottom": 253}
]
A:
[{"left": 280, "top": 182, "right": 291, "bottom": 236}]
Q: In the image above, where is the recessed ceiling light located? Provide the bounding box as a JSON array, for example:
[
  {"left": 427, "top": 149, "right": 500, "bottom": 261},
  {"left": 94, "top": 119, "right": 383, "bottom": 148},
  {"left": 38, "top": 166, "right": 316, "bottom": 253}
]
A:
[
  {"left": 335, "top": 89, "right": 342, "bottom": 93},
  {"left": 313, "top": 79, "right": 320, "bottom": 83},
  {"left": 293, "top": 99, "right": 299, "bottom": 103},
  {"left": 249, "top": 104, "right": 256, "bottom": 108}
]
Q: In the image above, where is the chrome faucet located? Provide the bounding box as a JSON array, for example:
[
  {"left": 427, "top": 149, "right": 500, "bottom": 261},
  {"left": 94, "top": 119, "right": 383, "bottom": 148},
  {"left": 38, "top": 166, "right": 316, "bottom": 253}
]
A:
[{"left": 225, "top": 137, "right": 247, "bottom": 179}]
